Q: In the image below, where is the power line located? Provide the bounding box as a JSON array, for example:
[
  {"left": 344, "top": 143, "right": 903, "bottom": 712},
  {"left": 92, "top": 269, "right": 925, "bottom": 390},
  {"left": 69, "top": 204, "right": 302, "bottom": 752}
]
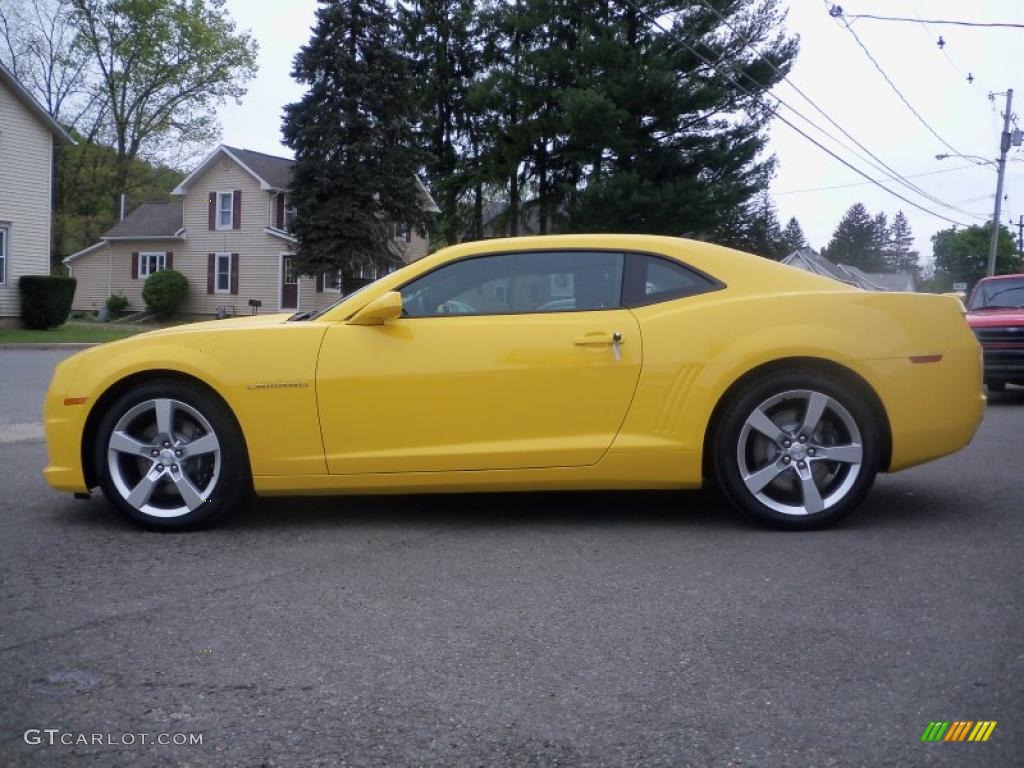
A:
[
  {"left": 825, "top": 1, "right": 978, "bottom": 163},
  {"left": 837, "top": 12, "right": 1024, "bottom": 30},
  {"left": 775, "top": 163, "right": 982, "bottom": 195},
  {"left": 906, "top": 0, "right": 993, "bottom": 100},
  {"left": 618, "top": 0, "right": 972, "bottom": 227},
  {"left": 693, "top": 0, "right": 985, "bottom": 218}
]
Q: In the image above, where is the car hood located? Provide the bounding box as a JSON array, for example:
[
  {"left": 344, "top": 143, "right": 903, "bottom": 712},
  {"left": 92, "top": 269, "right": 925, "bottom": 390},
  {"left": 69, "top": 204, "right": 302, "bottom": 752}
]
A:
[
  {"left": 965, "top": 308, "right": 1024, "bottom": 328},
  {"left": 132, "top": 313, "right": 296, "bottom": 339}
]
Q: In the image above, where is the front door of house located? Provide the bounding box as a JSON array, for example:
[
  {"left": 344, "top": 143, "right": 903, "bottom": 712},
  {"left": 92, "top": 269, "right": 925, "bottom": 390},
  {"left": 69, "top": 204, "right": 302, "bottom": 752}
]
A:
[{"left": 281, "top": 255, "right": 298, "bottom": 311}]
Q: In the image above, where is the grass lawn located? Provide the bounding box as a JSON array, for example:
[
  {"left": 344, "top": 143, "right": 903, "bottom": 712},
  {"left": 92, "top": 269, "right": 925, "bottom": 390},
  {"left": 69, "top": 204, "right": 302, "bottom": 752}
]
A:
[{"left": 0, "top": 320, "right": 170, "bottom": 344}]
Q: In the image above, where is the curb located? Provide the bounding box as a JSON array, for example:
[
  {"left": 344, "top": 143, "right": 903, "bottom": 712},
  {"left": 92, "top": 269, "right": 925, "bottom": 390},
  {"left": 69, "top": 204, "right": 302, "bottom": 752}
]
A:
[{"left": 0, "top": 343, "right": 98, "bottom": 351}]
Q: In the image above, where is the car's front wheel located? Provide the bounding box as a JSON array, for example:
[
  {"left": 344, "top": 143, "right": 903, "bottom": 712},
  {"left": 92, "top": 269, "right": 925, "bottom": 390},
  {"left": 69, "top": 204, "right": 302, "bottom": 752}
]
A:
[
  {"left": 93, "top": 381, "right": 249, "bottom": 530},
  {"left": 712, "top": 370, "right": 882, "bottom": 530}
]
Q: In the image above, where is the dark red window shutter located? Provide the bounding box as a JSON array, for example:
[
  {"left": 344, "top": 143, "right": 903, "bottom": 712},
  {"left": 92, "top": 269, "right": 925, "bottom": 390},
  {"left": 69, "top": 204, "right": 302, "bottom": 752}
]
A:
[
  {"left": 405, "top": 225, "right": 412, "bottom": 243},
  {"left": 276, "top": 194, "right": 285, "bottom": 229},
  {"left": 315, "top": 272, "right": 323, "bottom": 293},
  {"left": 165, "top": 251, "right": 173, "bottom": 269},
  {"left": 207, "top": 253, "right": 215, "bottom": 294},
  {"left": 232, "top": 190, "right": 241, "bottom": 229},
  {"left": 131, "top": 252, "right": 139, "bottom": 279},
  {"left": 230, "top": 253, "right": 239, "bottom": 294},
  {"left": 208, "top": 192, "right": 216, "bottom": 230}
]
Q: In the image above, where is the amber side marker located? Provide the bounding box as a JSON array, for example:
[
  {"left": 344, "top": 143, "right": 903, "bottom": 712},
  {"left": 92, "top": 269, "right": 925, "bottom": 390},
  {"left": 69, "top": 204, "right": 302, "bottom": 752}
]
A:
[
  {"left": 909, "top": 354, "right": 943, "bottom": 364},
  {"left": 63, "top": 397, "right": 88, "bottom": 406}
]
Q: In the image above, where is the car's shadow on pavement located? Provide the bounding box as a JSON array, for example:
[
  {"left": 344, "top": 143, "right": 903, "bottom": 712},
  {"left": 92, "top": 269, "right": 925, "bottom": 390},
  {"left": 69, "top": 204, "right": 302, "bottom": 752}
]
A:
[{"left": 52, "top": 481, "right": 965, "bottom": 534}]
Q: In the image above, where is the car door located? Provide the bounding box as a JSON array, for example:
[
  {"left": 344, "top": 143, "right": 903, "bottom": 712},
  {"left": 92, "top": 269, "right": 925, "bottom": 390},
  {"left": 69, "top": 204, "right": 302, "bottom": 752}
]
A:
[{"left": 316, "top": 250, "right": 642, "bottom": 474}]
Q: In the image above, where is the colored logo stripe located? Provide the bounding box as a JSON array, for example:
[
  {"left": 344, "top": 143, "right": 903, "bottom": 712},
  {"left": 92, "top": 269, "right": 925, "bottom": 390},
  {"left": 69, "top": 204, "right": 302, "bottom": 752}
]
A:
[
  {"left": 921, "top": 721, "right": 996, "bottom": 742},
  {"left": 969, "top": 721, "right": 998, "bottom": 742},
  {"left": 944, "top": 721, "right": 973, "bottom": 741}
]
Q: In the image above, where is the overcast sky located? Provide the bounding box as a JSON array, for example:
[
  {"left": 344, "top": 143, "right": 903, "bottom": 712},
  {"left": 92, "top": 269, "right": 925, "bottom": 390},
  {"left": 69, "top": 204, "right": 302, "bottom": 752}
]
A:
[{"left": 219, "top": 0, "right": 1024, "bottom": 266}]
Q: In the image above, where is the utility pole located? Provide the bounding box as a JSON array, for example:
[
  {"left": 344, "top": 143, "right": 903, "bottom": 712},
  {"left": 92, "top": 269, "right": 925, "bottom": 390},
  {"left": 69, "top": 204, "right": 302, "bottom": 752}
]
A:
[
  {"left": 987, "top": 88, "right": 1013, "bottom": 277},
  {"left": 1017, "top": 215, "right": 1024, "bottom": 260}
]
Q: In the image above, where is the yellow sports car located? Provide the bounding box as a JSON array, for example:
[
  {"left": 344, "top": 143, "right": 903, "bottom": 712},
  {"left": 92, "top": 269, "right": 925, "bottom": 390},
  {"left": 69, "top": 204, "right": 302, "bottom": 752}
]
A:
[{"left": 43, "top": 235, "right": 984, "bottom": 531}]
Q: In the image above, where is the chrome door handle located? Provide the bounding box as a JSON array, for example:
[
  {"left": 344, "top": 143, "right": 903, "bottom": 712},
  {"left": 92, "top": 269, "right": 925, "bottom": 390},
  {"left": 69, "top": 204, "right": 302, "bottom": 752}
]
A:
[{"left": 573, "top": 331, "right": 624, "bottom": 361}]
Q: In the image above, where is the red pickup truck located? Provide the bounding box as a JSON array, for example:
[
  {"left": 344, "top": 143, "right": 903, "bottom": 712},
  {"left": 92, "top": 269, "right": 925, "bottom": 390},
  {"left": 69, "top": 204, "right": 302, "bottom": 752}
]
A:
[{"left": 965, "top": 274, "right": 1024, "bottom": 391}]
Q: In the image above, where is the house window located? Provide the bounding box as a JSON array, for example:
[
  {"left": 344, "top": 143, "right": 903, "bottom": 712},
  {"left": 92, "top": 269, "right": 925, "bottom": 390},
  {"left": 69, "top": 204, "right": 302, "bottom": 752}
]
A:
[
  {"left": 0, "top": 225, "right": 8, "bottom": 285},
  {"left": 285, "top": 204, "right": 297, "bottom": 231},
  {"left": 215, "top": 253, "right": 232, "bottom": 293},
  {"left": 323, "top": 269, "right": 343, "bottom": 294},
  {"left": 139, "top": 252, "right": 166, "bottom": 277},
  {"left": 391, "top": 221, "right": 411, "bottom": 242},
  {"left": 217, "top": 191, "right": 233, "bottom": 229},
  {"left": 355, "top": 264, "right": 379, "bottom": 281}
]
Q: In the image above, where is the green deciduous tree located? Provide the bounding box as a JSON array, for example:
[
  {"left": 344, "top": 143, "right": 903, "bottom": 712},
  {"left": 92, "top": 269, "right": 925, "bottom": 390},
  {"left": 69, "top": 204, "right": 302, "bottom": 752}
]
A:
[
  {"left": 283, "top": 0, "right": 423, "bottom": 282},
  {"left": 930, "top": 222, "right": 1019, "bottom": 291},
  {"left": 72, "top": 0, "right": 257, "bottom": 213},
  {"left": 56, "top": 141, "right": 183, "bottom": 261}
]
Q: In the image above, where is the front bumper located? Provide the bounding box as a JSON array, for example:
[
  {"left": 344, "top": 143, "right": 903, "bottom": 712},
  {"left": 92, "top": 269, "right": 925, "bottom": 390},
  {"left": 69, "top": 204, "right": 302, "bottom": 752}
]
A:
[
  {"left": 42, "top": 354, "right": 91, "bottom": 493},
  {"left": 980, "top": 345, "right": 1024, "bottom": 381}
]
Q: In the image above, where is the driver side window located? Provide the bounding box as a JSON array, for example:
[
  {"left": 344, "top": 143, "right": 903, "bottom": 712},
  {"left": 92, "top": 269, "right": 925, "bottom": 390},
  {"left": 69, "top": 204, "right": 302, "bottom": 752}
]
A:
[{"left": 400, "top": 251, "right": 624, "bottom": 317}]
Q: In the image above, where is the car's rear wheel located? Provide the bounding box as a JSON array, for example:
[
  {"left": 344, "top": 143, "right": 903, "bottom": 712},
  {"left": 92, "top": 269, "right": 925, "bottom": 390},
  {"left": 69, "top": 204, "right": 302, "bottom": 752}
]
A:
[
  {"left": 712, "top": 370, "right": 881, "bottom": 530},
  {"left": 93, "top": 381, "right": 249, "bottom": 530}
]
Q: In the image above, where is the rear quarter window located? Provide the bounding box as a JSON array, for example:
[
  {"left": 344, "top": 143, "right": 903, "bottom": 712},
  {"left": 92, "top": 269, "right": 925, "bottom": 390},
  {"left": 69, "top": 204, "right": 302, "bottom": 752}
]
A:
[{"left": 623, "top": 253, "right": 722, "bottom": 307}]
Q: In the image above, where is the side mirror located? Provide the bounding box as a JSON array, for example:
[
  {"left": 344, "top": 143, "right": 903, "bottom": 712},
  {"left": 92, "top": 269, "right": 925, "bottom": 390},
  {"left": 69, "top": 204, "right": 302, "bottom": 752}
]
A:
[{"left": 347, "top": 291, "right": 403, "bottom": 325}]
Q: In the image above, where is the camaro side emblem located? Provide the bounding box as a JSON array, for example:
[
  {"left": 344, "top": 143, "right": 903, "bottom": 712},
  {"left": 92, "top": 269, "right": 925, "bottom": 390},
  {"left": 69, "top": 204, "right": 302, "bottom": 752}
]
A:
[{"left": 246, "top": 382, "right": 309, "bottom": 390}]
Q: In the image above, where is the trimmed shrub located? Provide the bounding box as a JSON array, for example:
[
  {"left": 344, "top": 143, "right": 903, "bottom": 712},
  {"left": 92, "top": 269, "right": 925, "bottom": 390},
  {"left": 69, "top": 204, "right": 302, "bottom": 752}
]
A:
[
  {"left": 142, "top": 269, "right": 188, "bottom": 320},
  {"left": 105, "top": 293, "right": 130, "bottom": 317},
  {"left": 18, "top": 275, "right": 77, "bottom": 330}
]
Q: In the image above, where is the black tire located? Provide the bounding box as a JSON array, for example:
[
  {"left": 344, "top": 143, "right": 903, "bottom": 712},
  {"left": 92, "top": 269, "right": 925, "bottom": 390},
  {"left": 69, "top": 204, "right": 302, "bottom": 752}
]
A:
[
  {"left": 986, "top": 381, "right": 1006, "bottom": 392},
  {"left": 93, "top": 380, "right": 250, "bottom": 531},
  {"left": 711, "top": 369, "right": 882, "bottom": 530}
]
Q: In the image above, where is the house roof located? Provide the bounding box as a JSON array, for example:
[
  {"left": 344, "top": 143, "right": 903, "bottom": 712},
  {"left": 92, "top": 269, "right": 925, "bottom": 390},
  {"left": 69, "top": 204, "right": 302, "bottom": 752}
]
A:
[
  {"left": 224, "top": 146, "right": 293, "bottom": 189},
  {"left": 102, "top": 201, "right": 184, "bottom": 239},
  {"left": 782, "top": 249, "right": 916, "bottom": 292},
  {"left": 863, "top": 271, "right": 915, "bottom": 292},
  {"left": 0, "top": 61, "right": 75, "bottom": 145},
  {"left": 171, "top": 144, "right": 440, "bottom": 211},
  {"left": 781, "top": 248, "right": 855, "bottom": 284}
]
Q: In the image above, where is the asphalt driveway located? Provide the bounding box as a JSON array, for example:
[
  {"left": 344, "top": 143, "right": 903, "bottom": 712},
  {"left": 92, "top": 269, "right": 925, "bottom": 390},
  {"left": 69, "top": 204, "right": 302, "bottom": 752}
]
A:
[{"left": 1, "top": 350, "right": 1022, "bottom": 766}]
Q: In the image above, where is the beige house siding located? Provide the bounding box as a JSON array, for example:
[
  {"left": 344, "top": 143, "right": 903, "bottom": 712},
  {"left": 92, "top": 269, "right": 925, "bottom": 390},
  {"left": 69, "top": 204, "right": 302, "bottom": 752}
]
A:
[
  {"left": 0, "top": 78, "right": 54, "bottom": 318},
  {"left": 68, "top": 150, "right": 435, "bottom": 317}
]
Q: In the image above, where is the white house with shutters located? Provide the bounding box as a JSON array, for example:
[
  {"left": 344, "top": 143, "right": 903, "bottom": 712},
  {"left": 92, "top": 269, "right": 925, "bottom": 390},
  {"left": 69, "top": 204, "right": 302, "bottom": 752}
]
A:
[
  {"left": 0, "top": 61, "right": 75, "bottom": 323},
  {"left": 65, "top": 144, "right": 437, "bottom": 317}
]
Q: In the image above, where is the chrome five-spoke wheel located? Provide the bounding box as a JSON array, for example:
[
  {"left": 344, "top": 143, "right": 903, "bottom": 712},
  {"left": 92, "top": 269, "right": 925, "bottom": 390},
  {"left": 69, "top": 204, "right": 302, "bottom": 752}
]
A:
[
  {"left": 95, "top": 381, "right": 247, "bottom": 530},
  {"left": 737, "top": 389, "right": 863, "bottom": 516},
  {"left": 107, "top": 398, "right": 221, "bottom": 517},
  {"left": 713, "top": 369, "right": 880, "bottom": 529}
]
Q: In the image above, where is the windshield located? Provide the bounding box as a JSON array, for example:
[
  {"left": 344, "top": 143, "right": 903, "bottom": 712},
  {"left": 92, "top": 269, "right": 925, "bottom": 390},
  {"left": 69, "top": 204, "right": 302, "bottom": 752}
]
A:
[
  {"left": 291, "top": 264, "right": 410, "bottom": 321},
  {"left": 969, "top": 277, "right": 1024, "bottom": 311}
]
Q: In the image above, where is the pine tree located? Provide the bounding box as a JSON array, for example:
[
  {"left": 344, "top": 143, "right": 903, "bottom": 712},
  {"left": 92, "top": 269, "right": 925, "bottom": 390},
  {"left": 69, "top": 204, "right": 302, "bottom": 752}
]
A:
[
  {"left": 564, "top": 0, "right": 798, "bottom": 237},
  {"left": 885, "top": 211, "right": 920, "bottom": 279},
  {"left": 780, "top": 216, "right": 806, "bottom": 255},
  {"left": 282, "top": 0, "right": 422, "bottom": 282},
  {"left": 870, "top": 212, "right": 890, "bottom": 271},
  {"left": 824, "top": 203, "right": 886, "bottom": 271},
  {"left": 720, "top": 192, "right": 784, "bottom": 259},
  {"left": 400, "top": 0, "right": 479, "bottom": 247}
]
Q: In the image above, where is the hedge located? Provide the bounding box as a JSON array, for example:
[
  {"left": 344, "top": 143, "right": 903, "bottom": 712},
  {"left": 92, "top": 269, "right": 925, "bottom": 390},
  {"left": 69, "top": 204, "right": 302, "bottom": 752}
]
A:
[{"left": 18, "top": 275, "right": 77, "bottom": 330}]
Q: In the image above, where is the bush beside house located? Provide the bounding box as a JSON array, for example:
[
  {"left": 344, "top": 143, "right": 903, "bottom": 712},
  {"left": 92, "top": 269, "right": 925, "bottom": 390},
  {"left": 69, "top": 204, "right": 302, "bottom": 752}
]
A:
[
  {"left": 18, "top": 276, "right": 77, "bottom": 329},
  {"left": 142, "top": 269, "right": 188, "bottom": 319}
]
